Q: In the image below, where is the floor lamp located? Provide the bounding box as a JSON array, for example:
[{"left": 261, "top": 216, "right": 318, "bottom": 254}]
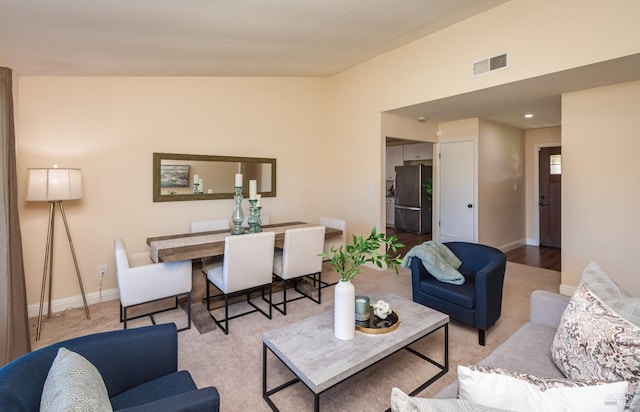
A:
[{"left": 27, "top": 167, "right": 90, "bottom": 341}]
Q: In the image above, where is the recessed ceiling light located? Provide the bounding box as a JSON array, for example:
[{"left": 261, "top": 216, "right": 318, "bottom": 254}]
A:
[
  {"left": 524, "top": 114, "right": 534, "bottom": 118},
  {"left": 418, "top": 116, "right": 428, "bottom": 122}
]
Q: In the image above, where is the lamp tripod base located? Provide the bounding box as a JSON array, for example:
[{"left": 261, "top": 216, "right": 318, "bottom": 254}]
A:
[{"left": 35, "top": 201, "right": 90, "bottom": 341}]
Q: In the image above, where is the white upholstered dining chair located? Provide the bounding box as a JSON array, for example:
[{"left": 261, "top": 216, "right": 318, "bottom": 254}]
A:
[
  {"left": 318, "top": 217, "right": 347, "bottom": 288},
  {"left": 204, "top": 231, "right": 276, "bottom": 334},
  {"left": 190, "top": 218, "right": 230, "bottom": 233},
  {"left": 272, "top": 226, "right": 325, "bottom": 315},
  {"left": 114, "top": 238, "right": 193, "bottom": 330},
  {"left": 190, "top": 218, "right": 230, "bottom": 271}
]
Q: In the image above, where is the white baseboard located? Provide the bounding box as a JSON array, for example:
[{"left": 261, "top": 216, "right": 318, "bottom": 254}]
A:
[
  {"left": 526, "top": 238, "right": 539, "bottom": 246},
  {"left": 559, "top": 283, "right": 577, "bottom": 297},
  {"left": 28, "top": 288, "right": 120, "bottom": 318},
  {"left": 498, "top": 238, "right": 526, "bottom": 252}
]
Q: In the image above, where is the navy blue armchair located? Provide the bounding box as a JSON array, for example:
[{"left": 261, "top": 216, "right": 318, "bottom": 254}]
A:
[
  {"left": 0, "top": 323, "right": 220, "bottom": 411},
  {"left": 410, "top": 241, "right": 506, "bottom": 346}
]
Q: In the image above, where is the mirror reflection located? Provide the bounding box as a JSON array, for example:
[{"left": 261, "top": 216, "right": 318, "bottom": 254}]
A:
[{"left": 153, "top": 153, "right": 276, "bottom": 202}]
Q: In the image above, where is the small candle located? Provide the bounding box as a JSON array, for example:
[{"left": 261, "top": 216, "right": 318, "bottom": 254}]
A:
[
  {"left": 355, "top": 295, "right": 370, "bottom": 321},
  {"left": 207, "top": 189, "right": 213, "bottom": 194},
  {"left": 249, "top": 180, "right": 257, "bottom": 199},
  {"left": 256, "top": 194, "right": 261, "bottom": 207},
  {"left": 235, "top": 173, "right": 242, "bottom": 187},
  {"left": 193, "top": 174, "right": 199, "bottom": 184}
]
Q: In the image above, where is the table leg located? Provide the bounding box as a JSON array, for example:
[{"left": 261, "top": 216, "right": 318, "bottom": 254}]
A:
[
  {"left": 403, "top": 323, "right": 449, "bottom": 396},
  {"left": 263, "top": 343, "right": 302, "bottom": 411}
]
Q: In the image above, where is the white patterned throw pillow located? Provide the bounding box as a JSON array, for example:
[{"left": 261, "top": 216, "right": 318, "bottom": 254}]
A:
[
  {"left": 40, "top": 347, "right": 113, "bottom": 412},
  {"left": 550, "top": 283, "right": 640, "bottom": 411},
  {"left": 458, "top": 365, "right": 628, "bottom": 412}
]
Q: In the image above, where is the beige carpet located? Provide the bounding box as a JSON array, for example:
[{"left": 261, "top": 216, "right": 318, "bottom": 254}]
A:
[{"left": 31, "top": 262, "right": 560, "bottom": 411}]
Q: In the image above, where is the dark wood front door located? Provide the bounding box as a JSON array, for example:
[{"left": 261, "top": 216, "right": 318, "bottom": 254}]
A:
[{"left": 539, "top": 146, "right": 561, "bottom": 248}]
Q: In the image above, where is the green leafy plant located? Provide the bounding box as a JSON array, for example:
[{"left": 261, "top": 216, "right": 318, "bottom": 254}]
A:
[
  {"left": 422, "top": 177, "right": 433, "bottom": 200},
  {"left": 320, "top": 227, "right": 404, "bottom": 282}
]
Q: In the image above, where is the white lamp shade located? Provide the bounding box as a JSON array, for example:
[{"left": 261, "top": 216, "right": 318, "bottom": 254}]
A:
[{"left": 27, "top": 168, "right": 83, "bottom": 201}]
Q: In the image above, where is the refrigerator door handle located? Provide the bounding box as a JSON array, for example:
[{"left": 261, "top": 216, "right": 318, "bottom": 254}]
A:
[{"left": 395, "top": 205, "right": 421, "bottom": 211}]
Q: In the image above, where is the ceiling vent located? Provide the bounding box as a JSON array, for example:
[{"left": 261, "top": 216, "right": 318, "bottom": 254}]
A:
[{"left": 472, "top": 53, "right": 508, "bottom": 76}]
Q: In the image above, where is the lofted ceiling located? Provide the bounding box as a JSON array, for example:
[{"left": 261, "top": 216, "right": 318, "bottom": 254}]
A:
[
  {"left": 0, "top": 0, "right": 508, "bottom": 77},
  {"left": 1, "top": 1, "right": 638, "bottom": 130}
]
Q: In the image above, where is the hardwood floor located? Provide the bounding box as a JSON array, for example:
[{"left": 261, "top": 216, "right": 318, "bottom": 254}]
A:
[
  {"left": 384, "top": 226, "right": 561, "bottom": 272},
  {"left": 504, "top": 245, "right": 561, "bottom": 272},
  {"left": 384, "top": 226, "right": 431, "bottom": 251}
]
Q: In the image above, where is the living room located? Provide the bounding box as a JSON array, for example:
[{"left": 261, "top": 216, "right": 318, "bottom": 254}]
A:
[
  {"left": 4, "top": 1, "right": 639, "bottom": 318},
  {"left": 1, "top": 0, "right": 639, "bottom": 409}
]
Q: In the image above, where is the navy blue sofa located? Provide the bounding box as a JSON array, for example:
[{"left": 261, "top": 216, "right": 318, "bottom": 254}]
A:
[
  {"left": 410, "top": 241, "right": 506, "bottom": 346},
  {"left": 0, "top": 323, "right": 220, "bottom": 411}
]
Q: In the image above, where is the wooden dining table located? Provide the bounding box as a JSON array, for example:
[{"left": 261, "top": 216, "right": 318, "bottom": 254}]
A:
[{"left": 146, "top": 221, "right": 343, "bottom": 263}]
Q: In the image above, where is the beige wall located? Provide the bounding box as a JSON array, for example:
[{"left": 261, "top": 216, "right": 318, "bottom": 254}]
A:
[
  {"left": 435, "top": 118, "right": 525, "bottom": 249},
  {"left": 477, "top": 119, "right": 525, "bottom": 249},
  {"left": 13, "top": 0, "right": 640, "bottom": 310},
  {"left": 379, "top": 0, "right": 640, "bottom": 111},
  {"left": 562, "top": 80, "right": 640, "bottom": 295},
  {"left": 381, "top": 113, "right": 437, "bottom": 143},
  {"left": 17, "top": 77, "right": 331, "bottom": 308},
  {"left": 524, "top": 127, "right": 561, "bottom": 244},
  {"left": 438, "top": 118, "right": 479, "bottom": 140}
]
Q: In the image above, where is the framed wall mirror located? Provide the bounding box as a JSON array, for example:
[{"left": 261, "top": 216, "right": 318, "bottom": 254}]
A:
[{"left": 153, "top": 152, "right": 276, "bottom": 202}]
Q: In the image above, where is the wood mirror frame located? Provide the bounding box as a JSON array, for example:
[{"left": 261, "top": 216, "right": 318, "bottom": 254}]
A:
[{"left": 153, "top": 152, "right": 277, "bottom": 202}]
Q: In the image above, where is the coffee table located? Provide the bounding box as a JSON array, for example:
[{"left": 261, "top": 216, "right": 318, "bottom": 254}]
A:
[{"left": 262, "top": 292, "right": 449, "bottom": 411}]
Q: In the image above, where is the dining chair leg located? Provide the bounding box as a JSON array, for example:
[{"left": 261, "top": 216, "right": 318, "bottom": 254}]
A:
[
  {"left": 177, "top": 292, "right": 192, "bottom": 332},
  {"left": 206, "top": 279, "right": 211, "bottom": 311},
  {"left": 187, "top": 292, "right": 191, "bottom": 328},
  {"left": 267, "top": 284, "right": 272, "bottom": 319},
  {"left": 123, "top": 307, "right": 128, "bottom": 329},
  {"left": 283, "top": 280, "right": 288, "bottom": 315},
  {"left": 224, "top": 294, "right": 229, "bottom": 335},
  {"left": 271, "top": 278, "right": 288, "bottom": 316}
]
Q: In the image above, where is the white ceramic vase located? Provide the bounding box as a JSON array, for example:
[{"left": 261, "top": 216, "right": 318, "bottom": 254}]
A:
[{"left": 334, "top": 279, "right": 355, "bottom": 340}]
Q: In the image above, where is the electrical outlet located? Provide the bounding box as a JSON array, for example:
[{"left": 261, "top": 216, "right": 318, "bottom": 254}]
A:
[{"left": 98, "top": 264, "right": 108, "bottom": 277}]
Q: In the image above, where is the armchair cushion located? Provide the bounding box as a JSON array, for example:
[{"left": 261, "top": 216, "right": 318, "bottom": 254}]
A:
[
  {"left": 419, "top": 278, "right": 476, "bottom": 309},
  {"left": 110, "top": 371, "right": 198, "bottom": 410}
]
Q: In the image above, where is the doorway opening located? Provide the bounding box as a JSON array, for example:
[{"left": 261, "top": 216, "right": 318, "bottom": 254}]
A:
[
  {"left": 384, "top": 137, "right": 434, "bottom": 250},
  {"left": 534, "top": 143, "right": 562, "bottom": 248}
]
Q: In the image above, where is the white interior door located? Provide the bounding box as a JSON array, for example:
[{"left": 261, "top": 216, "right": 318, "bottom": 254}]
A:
[{"left": 438, "top": 138, "right": 477, "bottom": 243}]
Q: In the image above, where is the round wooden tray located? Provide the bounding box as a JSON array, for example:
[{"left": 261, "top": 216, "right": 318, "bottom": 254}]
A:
[{"left": 355, "top": 310, "right": 400, "bottom": 334}]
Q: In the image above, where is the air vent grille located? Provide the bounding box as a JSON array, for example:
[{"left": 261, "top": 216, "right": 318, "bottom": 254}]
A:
[{"left": 472, "top": 53, "right": 508, "bottom": 76}]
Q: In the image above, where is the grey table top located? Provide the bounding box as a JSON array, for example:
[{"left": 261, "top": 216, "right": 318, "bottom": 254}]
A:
[{"left": 262, "top": 292, "right": 449, "bottom": 394}]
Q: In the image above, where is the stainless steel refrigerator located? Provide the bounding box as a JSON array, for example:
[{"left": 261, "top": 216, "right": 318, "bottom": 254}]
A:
[{"left": 394, "top": 165, "right": 432, "bottom": 234}]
